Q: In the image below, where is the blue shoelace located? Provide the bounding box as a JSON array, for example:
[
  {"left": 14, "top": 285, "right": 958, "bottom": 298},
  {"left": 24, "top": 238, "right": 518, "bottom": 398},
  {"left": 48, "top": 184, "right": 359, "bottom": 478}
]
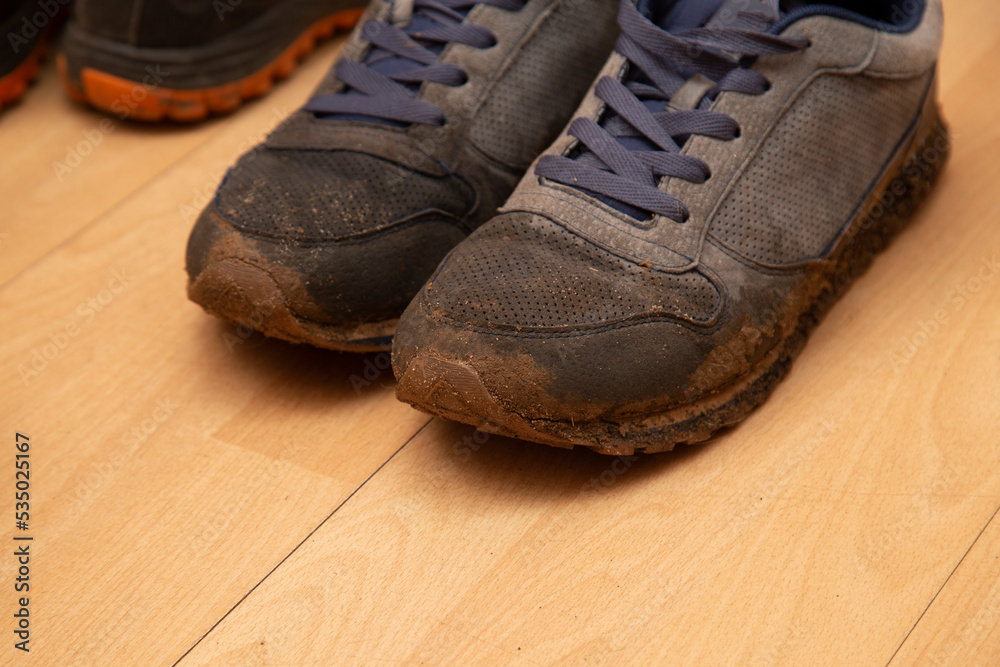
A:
[
  {"left": 535, "top": 1, "right": 808, "bottom": 222},
  {"left": 305, "top": 0, "right": 525, "bottom": 126}
]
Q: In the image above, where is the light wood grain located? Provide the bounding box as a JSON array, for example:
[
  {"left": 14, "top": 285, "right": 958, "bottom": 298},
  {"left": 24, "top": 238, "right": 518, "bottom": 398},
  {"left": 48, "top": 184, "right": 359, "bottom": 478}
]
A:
[
  {"left": 0, "top": 41, "right": 343, "bottom": 287},
  {"left": 893, "top": 507, "right": 1000, "bottom": 666},
  {"left": 1, "top": 1, "right": 998, "bottom": 665},
  {"left": 0, "top": 38, "right": 427, "bottom": 665}
]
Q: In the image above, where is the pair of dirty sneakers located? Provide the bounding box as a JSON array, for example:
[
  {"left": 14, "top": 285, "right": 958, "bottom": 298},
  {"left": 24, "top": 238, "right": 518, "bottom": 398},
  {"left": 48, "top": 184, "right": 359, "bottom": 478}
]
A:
[{"left": 183, "top": 0, "right": 947, "bottom": 455}]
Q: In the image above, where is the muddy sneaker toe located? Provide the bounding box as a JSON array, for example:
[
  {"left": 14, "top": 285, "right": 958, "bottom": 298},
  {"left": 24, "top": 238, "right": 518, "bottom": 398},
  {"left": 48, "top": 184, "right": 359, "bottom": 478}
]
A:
[{"left": 186, "top": 0, "right": 621, "bottom": 350}]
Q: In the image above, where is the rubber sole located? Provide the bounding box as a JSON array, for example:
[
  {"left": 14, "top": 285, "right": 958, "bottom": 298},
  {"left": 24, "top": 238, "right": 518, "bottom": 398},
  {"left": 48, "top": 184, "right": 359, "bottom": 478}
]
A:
[
  {"left": 0, "top": 31, "right": 53, "bottom": 112},
  {"left": 396, "top": 97, "right": 950, "bottom": 456},
  {"left": 58, "top": 8, "right": 363, "bottom": 122}
]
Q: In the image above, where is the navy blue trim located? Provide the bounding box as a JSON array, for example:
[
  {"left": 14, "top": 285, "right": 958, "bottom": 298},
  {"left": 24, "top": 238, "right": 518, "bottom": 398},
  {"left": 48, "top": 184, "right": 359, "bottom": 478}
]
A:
[{"left": 771, "top": 0, "right": 926, "bottom": 35}]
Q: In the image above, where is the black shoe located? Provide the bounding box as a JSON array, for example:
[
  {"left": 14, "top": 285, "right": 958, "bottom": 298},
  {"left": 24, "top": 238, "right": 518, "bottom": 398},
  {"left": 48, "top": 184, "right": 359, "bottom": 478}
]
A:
[
  {"left": 1, "top": 0, "right": 69, "bottom": 111},
  {"left": 59, "top": 0, "right": 366, "bottom": 122}
]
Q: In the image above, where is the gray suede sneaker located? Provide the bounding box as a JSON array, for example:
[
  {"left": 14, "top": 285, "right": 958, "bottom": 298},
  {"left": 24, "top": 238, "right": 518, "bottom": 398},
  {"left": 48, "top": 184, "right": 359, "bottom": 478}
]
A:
[
  {"left": 393, "top": 0, "right": 949, "bottom": 454},
  {"left": 185, "top": 0, "right": 620, "bottom": 350}
]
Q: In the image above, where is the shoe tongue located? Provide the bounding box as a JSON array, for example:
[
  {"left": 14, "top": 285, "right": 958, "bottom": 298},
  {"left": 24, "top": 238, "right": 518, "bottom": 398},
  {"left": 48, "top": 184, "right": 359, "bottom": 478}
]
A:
[
  {"left": 704, "top": 0, "right": 781, "bottom": 28},
  {"left": 656, "top": 0, "right": 781, "bottom": 31},
  {"left": 655, "top": 0, "right": 727, "bottom": 30}
]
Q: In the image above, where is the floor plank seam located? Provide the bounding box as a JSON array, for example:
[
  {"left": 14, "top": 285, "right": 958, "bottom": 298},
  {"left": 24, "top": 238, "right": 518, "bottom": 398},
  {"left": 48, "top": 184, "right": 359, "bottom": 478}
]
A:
[
  {"left": 1, "top": 123, "right": 227, "bottom": 291},
  {"left": 884, "top": 499, "right": 1000, "bottom": 665},
  {"left": 170, "top": 418, "right": 431, "bottom": 665}
]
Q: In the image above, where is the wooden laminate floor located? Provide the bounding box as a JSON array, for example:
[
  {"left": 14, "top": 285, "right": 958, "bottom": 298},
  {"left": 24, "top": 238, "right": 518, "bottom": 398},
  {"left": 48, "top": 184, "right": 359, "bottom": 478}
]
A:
[{"left": 2, "top": 2, "right": 999, "bottom": 664}]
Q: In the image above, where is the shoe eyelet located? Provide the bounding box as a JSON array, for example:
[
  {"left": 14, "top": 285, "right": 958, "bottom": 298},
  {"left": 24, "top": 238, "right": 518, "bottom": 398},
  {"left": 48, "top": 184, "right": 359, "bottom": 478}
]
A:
[{"left": 732, "top": 126, "right": 742, "bottom": 139}]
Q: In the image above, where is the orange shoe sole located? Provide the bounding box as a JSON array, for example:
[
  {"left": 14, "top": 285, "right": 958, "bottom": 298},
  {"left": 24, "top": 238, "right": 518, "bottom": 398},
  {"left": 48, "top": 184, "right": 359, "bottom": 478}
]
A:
[
  {"left": 0, "top": 38, "right": 51, "bottom": 112},
  {"left": 59, "top": 8, "right": 363, "bottom": 123}
]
